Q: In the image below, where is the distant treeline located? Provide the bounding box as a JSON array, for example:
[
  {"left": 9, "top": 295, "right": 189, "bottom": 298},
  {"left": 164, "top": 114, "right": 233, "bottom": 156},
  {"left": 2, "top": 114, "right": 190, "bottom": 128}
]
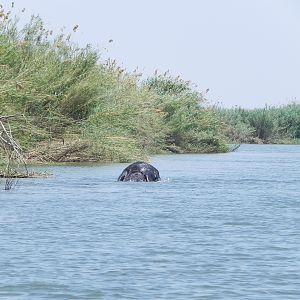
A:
[
  {"left": 216, "top": 103, "right": 300, "bottom": 144},
  {"left": 0, "top": 10, "right": 227, "bottom": 164}
]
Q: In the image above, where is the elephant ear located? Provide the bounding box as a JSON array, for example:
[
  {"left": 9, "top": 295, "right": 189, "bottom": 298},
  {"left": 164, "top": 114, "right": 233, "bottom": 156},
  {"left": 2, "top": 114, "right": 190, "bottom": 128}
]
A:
[
  {"left": 118, "top": 170, "right": 128, "bottom": 181},
  {"left": 144, "top": 171, "right": 158, "bottom": 182},
  {"left": 154, "top": 170, "right": 160, "bottom": 181}
]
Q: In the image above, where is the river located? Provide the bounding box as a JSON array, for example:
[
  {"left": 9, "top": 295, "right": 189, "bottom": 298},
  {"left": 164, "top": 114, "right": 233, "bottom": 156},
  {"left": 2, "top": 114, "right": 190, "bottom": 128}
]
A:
[{"left": 0, "top": 144, "right": 300, "bottom": 299}]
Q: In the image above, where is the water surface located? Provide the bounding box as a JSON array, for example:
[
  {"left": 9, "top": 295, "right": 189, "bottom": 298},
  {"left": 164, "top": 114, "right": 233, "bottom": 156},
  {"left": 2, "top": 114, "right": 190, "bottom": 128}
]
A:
[{"left": 1, "top": 144, "right": 300, "bottom": 299}]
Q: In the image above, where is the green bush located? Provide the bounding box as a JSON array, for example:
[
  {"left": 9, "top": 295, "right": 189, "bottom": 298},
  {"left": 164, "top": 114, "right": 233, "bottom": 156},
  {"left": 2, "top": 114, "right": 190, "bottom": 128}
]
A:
[
  {"left": 0, "top": 7, "right": 228, "bottom": 163},
  {"left": 145, "top": 74, "right": 228, "bottom": 152},
  {"left": 216, "top": 104, "right": 300, "bottom": 144}
]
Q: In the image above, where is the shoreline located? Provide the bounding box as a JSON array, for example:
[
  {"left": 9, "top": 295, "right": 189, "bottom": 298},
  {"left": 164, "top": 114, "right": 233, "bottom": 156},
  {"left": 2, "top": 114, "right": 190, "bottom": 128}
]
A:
[{"left": 2, "top": 142, "right": 299, "bottom": 168}]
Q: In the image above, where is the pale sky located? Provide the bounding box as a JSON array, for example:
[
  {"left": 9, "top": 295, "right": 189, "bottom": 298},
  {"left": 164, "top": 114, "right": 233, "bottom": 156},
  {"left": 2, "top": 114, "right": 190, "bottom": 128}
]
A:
[{"left": 2, "top": 0, "right": 300, "bottom": 108}]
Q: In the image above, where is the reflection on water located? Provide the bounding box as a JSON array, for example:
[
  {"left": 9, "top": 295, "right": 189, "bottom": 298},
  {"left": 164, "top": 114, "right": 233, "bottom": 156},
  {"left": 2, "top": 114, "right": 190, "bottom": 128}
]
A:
[{"left": 0, "top": 144, "right": 300, "bottom": 299}]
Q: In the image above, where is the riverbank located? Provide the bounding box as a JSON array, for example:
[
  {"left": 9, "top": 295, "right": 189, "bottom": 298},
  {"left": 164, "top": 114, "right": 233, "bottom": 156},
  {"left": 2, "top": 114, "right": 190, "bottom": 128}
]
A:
[
  {"left": 1, "top": 6, "right": 299, "bottom": 168},
  {"left": 0, "top": 8, "right": 228, "bottom": 167},
  {"left": 215, "top": 103, "right": 300, "bottom": 144}
]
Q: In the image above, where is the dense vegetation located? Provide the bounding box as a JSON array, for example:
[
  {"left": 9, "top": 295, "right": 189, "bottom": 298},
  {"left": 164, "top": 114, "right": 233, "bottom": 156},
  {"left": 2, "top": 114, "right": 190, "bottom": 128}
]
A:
[
  {"left": 1, "top": 6, "right": 299, "bottom": 169},
  {"left": 0, "top": 7, "right": 227, "bottom": 165},
  {"left": 216, "top": 103, "right": 300, "bottom": 144}
]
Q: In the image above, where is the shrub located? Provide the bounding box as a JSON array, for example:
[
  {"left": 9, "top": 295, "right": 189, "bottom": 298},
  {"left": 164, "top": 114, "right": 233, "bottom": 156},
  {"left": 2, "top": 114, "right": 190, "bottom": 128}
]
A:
[{"left": 0, "top": 7, "right": 229, "bottom": 163}]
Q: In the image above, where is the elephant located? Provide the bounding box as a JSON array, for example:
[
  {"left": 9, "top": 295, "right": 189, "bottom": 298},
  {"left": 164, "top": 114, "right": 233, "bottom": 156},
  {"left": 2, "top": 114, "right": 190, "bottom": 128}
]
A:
[{"left": 118, "top": 161, "right": 161, "bottom": 182}]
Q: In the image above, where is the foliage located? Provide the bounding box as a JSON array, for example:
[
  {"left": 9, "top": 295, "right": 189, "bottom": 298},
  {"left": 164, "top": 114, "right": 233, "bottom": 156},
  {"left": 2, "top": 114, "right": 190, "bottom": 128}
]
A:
[
  {"left": 144, "top": 74, "right": 227, "bottom": 152},
  {"left": 0, "top": 6, "right": 228, "bottom": 163},
  {"left": 216, "top": 103, "right": 300, "bottom": 143}
]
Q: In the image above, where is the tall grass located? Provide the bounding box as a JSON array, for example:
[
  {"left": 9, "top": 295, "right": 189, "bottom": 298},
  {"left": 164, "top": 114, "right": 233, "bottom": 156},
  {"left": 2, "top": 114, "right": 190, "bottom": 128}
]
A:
[
  {"left": 217, "top": 103, "right": 300, "bottom": 143},
  {"left": 145, "top": 74, "right": 228, "bottom": 153},
  {"left": 0, "top": 6, "right": 228, "bottom": 163}
]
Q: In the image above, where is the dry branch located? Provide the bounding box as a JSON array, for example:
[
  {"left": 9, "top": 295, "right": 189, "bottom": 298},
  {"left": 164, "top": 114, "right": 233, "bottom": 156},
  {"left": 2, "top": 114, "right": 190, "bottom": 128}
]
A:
[{"left": 0, "top": 115, "right": 28, "bottom": 189}]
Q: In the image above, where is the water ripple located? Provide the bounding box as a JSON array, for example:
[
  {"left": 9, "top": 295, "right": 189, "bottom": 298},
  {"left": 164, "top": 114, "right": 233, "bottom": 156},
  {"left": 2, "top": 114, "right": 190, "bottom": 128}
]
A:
[{"left": 0, "top": 145, "right": 300, "bottom": 299}]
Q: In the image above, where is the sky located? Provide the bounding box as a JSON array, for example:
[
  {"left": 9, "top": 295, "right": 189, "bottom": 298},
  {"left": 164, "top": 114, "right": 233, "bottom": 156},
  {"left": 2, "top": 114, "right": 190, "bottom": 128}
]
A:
[{"left": 2, "top": 0, "right": 300, "bottom": 108}]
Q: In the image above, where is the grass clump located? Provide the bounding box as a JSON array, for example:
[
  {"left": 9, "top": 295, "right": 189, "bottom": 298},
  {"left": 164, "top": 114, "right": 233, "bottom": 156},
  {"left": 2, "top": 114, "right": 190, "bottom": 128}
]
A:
[
  {"left": 216, "top": 103, "right": 300, "bottom": 144},
  {"left": 145, "top": 74, "right": 228, "bottom": 153},
  {"left": 0, "top": 5, "right": 228, "bottom": 165}
]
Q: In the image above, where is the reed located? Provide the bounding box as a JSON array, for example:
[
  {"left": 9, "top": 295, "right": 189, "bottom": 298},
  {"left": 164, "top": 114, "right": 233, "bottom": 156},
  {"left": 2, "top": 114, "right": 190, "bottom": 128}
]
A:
[
  {"left": 216, "top": 103, "right": 300, "bottom": 144},
  {"left": 0, "top": 4, "right": 228, "bottom": 164}
]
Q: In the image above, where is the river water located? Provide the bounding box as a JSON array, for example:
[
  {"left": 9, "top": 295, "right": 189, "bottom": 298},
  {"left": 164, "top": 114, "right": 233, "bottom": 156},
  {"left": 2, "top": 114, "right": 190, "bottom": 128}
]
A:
[{"left": 0, "top": 144, "right": 300, "bottom": 299}]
